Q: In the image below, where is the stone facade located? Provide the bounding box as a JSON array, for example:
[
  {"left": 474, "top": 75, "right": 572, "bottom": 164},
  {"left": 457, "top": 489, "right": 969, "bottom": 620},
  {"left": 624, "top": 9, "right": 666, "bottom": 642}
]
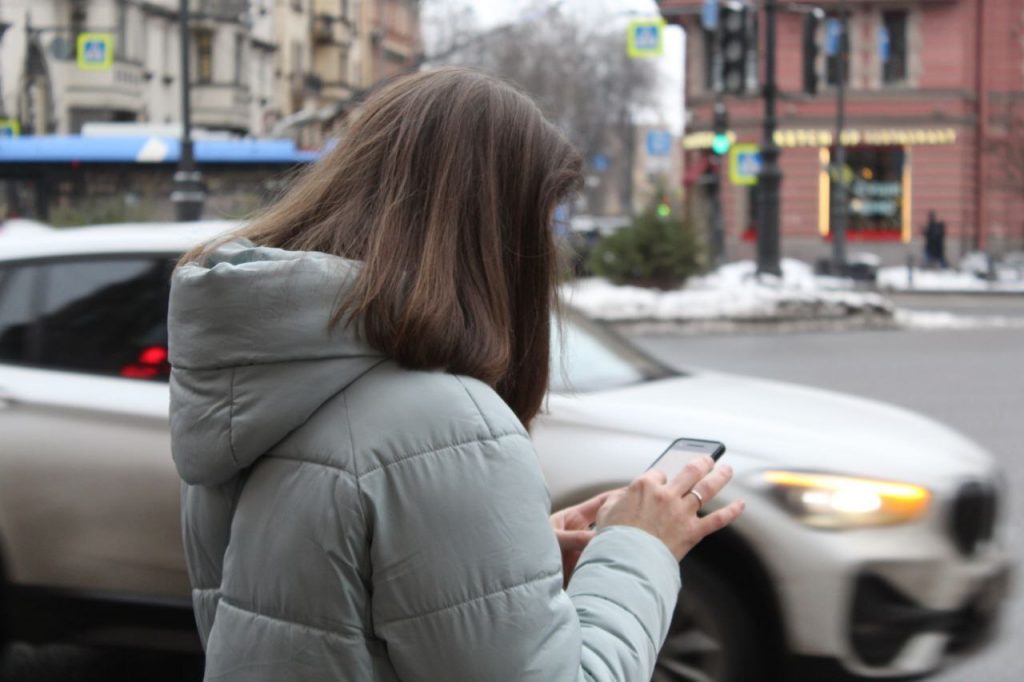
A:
[{"left": 0, "top": 0, "right": 421, "bottom": 140}]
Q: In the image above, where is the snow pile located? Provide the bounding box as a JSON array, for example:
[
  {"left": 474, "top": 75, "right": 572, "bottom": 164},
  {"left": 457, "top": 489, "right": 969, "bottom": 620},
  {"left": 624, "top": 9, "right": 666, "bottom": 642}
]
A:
[
  {"left": 878, "top": 266, "right": 1024, "bottom": 292},
  {"left": 563, "top": 259, "right": 894, "bottom": 322}
]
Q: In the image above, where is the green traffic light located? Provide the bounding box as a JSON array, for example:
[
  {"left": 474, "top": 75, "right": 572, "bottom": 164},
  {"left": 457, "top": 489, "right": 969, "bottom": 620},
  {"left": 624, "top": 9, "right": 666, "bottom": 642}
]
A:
[
  {"left": 711, "top": 133, "right": 731, "bottom": 155},
  {"left": 657, "top": 203, "right": 671, "bottom": 217}
]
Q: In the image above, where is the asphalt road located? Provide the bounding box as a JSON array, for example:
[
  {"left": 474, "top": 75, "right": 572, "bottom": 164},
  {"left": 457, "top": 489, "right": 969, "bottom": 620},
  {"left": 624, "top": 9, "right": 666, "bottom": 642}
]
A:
[{"left": 630, "top": 325, "right": 1024, "bottom": 682}]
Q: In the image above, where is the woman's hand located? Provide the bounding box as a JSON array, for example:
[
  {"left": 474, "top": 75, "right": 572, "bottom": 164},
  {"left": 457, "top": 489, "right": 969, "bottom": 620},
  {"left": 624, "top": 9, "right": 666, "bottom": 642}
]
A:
[
  {"left": 550, "top": 490, "right": 618, "bottom": 586},
  {"left": 596, "top": 455, "right": 744, "bottom": 561}
]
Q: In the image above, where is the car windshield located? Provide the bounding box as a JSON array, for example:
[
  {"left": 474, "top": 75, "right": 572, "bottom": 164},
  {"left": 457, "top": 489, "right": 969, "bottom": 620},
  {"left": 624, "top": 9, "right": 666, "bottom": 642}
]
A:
[{"left": 549, "top": 313, "right": 677, "bottom": 393}]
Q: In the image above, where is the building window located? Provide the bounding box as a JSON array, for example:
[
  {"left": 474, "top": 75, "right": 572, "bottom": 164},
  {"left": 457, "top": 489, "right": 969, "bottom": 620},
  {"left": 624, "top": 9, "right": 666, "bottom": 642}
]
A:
[
  {"left": 340, "top": 47, "right": 350, "bottom": 84},
  {"left": 115, "top": 0, "right": 128, "bottom": 60},
  {"left": 881, "top": 10, "right": 908, "bottom": 84},
  {"left": 234, "top": 34, "right": 245, "bottom": 85},
  {"left": 196, "top": 30, "right": 213, "bottom": 83},
  {"left": 825, "top": 15, "right": 850, "bottom": 87},
  {"left": 70, "top": 0, "right": 87, "bottom": 58}
]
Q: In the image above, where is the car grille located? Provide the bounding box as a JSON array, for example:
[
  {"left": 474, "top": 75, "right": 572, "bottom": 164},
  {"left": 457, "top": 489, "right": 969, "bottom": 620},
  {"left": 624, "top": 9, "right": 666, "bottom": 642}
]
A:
[{"left": 949, "top": 481, "right": 997, "bottom": 556}]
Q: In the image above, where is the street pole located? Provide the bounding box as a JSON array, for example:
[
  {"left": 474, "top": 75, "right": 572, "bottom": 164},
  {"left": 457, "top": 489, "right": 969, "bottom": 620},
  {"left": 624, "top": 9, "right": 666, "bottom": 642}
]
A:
[
  {"left": 172, "top": 0, "right": 205, "bottom": 221},
  {"left": 708, "top": 15, "right": 725, "bottom": 267},
  {"left": 830, "top": 0, "right": 848, "bottom": 273},
  {"left": 756, "top": 0, "right": 783, "bottom": 276}
]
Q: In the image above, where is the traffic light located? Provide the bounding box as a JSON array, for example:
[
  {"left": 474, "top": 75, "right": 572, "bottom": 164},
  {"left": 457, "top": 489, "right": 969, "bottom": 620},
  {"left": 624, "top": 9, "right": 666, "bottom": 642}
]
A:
[
  {"left": 802, "top": 13, "right": 820, "bottom": 95},
  {"left": 719, "top": 6, "right": 748, "bottom": 95},
  {"left": 711, "top": 104, "right": 730, "bottom": 156}
]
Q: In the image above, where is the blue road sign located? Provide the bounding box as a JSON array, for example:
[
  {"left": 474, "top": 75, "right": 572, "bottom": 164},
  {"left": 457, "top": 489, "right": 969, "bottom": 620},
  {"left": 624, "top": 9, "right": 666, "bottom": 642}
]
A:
[
  {"left": 825, "top": 19, "right": 842, "bottom": 57},
  {"left": 77, "top": 33, "right": 113, "bottom": 70},
  {"left": 635, "top": 25, "right": 659, "bottom": 51},
  {"left": 702, "top": 0, "right": 719, "bottom": 31},
  {"left": 591, "top": 153, "right": 609, "bottom": 172},
  {"left": 646, "top": 130, "right": 673, "bottom": 157},
  {"left": 729, "top": 144, "right": 762, "bottom": 186},
  {"left": 878, "top": 26, "right": 890, "bottom": 62}
]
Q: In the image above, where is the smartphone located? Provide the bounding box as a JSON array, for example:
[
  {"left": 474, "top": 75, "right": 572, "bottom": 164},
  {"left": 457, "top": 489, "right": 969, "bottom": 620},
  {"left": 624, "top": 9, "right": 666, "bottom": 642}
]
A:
[{"left": 648, "top": 438, "right": 726, "bottom": 480}]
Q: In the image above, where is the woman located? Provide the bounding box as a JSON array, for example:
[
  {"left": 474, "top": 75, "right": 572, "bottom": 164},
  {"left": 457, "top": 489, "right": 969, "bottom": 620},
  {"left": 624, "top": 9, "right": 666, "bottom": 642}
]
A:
[{"left": 169, "top": 67, "right": 744, "bottom": 681}]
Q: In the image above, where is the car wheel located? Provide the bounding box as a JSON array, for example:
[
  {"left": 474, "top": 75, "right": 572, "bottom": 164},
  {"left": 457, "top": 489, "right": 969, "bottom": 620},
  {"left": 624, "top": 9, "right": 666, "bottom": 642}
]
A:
[{"left": 653, "top": 560, "right": 764, "bottom": 682}]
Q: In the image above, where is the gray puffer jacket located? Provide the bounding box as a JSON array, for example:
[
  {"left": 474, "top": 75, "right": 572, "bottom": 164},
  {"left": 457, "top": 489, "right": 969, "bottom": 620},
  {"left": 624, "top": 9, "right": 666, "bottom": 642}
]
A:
[{"left": 169, "top": 241, "right": 681, "bottom": 681}]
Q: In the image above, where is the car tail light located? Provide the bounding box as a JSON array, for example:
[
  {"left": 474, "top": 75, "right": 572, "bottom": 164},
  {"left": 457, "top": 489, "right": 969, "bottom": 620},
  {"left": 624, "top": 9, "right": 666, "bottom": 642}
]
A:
[{"left": 120, "top": 345, "right": 170, "bottom": 380}]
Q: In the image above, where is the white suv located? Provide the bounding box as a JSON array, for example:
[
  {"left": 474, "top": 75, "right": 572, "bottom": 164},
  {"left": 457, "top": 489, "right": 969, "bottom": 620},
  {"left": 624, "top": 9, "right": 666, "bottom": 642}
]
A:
[{"left": 0, "top": 222, "right": 1013, "bottom": 681}]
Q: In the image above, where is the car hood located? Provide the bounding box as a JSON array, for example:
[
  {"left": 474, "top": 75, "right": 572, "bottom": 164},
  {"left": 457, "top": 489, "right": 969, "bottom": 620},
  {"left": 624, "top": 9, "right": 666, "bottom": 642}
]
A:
[{"left": 543, "top": 372, "right": 995, "bottom": 484}]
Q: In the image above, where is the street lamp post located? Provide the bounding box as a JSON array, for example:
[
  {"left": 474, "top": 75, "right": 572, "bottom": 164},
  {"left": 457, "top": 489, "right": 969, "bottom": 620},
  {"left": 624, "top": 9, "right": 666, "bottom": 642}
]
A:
[
  {"left": 830, "top": 0, "right": 849, "bottom": 273},
  {"left": 172, "top": 0, "right": 205, "bottom": 221},
  {"left": 756, "top": 0, "right": 783, "bottom": 276}
]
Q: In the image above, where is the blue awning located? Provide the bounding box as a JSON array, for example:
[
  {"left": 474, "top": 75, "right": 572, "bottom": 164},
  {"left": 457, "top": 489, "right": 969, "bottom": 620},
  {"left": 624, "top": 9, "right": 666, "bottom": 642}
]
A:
[{"left": 0, "top": 135, "right": 321, "bottom": 164}]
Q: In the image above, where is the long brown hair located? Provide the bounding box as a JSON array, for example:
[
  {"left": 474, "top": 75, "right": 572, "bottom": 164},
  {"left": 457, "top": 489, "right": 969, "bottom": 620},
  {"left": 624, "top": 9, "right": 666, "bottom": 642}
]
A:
[{"left": 184, "top": 67, "right": 582, "bottom": 426}]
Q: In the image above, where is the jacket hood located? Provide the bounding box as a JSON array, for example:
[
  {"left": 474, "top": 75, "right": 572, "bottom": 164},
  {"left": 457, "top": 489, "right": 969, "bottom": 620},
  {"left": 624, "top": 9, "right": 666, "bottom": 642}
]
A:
[{"left": 168, "top": 239, "right": 384, "bottom": 486}]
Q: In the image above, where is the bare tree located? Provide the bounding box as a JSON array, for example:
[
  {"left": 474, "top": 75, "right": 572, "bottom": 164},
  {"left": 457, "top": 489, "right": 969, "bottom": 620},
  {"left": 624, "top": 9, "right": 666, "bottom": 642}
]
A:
[{"left": 423, "top": 1, "right": 659, "bottom": 214}]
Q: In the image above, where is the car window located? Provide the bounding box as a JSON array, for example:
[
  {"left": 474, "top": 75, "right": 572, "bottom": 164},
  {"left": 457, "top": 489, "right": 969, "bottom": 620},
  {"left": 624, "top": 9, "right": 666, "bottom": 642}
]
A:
[
  {"left": 35, "top": 258, "right": 171, "bottom": 381},
  {"left": 0, "top": 265, "right": 41, "bottom": 364},
  {"left": 550, "top": 315, "right": 676, "bottom": 393}
]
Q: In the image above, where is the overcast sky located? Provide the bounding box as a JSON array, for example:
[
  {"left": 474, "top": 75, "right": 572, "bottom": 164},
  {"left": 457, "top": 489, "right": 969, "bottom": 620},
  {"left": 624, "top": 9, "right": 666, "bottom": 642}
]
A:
[{"left": 427, "top": 0, "right": 686, "bottom": 133}]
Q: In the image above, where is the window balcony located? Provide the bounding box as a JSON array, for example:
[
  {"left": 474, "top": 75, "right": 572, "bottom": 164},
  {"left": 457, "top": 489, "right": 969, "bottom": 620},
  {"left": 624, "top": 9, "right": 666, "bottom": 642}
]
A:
[
  {"left": 191, "top": 83, "right": 251, "bottom": 133},
  {"left": 53, "top": 59, "right": 147, "bottom": 115}
]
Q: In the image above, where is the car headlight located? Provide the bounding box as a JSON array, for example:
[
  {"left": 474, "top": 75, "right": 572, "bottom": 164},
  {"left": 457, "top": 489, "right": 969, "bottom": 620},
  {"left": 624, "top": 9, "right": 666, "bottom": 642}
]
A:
[{"left": 762, "top": 470, "right": 930, "bottom": 528}]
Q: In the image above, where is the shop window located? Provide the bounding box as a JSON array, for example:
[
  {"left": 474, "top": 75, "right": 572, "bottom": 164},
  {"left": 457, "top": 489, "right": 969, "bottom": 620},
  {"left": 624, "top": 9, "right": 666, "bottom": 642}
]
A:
[
  {"left": 830, "top": 146, "right": 906, "bottom": 240},
  {"left": 881, "top": 11, "right": 908, "bottom": 85}
]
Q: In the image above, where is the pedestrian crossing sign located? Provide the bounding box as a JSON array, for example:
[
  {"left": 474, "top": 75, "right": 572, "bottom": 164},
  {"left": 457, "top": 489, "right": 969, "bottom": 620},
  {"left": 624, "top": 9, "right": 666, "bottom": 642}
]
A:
[
  {"left": 77, "top": 33, "right": 114, "bottom": 71},
  {"left": 0, "top": 119, "right": 20, "bottom": 138},
  {"left": 627, "top": 19, "right": 666, "bottom": 59},
  {"left": 729, "top": 144, "right": 762, "bottom": 185}
]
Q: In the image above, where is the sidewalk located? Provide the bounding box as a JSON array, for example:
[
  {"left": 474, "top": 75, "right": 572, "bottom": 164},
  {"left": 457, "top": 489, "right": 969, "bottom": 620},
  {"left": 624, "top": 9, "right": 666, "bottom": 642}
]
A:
[{"left": 877, "top": 265, "right": 1024, "bottom": 295}]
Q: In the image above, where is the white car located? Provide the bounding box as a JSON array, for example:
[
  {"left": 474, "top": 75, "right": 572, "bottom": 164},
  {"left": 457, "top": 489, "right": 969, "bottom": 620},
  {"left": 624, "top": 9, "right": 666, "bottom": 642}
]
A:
[{"left": 0, "top": 223, "right": 1012, "bottom": 681}]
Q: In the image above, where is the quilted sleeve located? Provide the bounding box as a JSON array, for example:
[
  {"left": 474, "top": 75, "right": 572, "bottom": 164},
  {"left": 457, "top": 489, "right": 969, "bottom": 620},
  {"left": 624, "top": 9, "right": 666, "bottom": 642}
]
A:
[{"left": 360, "top": 430, "right": 681, "bottom": 682}]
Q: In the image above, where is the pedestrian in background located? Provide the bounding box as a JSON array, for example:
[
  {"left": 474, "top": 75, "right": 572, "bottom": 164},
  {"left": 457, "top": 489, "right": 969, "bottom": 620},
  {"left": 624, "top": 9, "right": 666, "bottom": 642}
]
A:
[
  {"left": 168, "top": 67, "right": 743, "bottom": 681},
  {"left": 923, "top": 210, "right": 947, "bottom": 268}
]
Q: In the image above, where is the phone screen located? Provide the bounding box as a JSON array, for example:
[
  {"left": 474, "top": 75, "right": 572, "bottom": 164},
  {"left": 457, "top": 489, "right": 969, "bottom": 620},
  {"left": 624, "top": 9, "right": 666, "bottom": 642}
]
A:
[{"left": 648, "top": 438, "right": 726, "bottom": 480}]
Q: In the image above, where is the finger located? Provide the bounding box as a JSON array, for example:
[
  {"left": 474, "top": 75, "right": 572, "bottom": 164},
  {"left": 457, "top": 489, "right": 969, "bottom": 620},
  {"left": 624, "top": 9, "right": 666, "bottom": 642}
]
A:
[
  {"left": 555, "top": 529, "right": 595, "bottom": 552},
  {"left": 684, "top": 463, "right": 734, "bottom": 510},
  {"left": 667, "top": 455, "right": 716, "bottom": 496},
  {"left": 696, "top": 499, "right": 745, "bottom": 536},
  {"left": 572, "top": 489, "right": 620, "bottom": 523},
  {"left": 641, "top": 468, "right": 669, "bottom": 486},
  {"left": 684, "top": 463, "right": 735, "bottom": 510}
]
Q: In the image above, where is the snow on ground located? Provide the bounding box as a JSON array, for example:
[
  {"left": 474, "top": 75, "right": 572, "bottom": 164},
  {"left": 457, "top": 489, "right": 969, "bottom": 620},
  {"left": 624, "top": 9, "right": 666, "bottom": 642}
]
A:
[
  {"left": 894, "top": 310, "right": 1024, "bottom": 331},
  {"left": 563, "top": 259, "right": 894, "bottom": 322},
  {"left": 878, "top": 265, "right": 1024, "bottom": 293}
]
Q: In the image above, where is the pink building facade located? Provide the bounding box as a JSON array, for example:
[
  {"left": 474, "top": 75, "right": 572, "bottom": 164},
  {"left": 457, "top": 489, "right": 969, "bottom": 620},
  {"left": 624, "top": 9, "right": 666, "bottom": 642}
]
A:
[{"left": 661, "top": 0, "right": 1024, "bottom": 262}]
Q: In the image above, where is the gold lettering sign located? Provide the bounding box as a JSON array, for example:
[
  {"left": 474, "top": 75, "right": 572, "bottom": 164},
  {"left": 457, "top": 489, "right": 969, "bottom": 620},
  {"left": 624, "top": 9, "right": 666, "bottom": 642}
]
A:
[{"left": 683, "top": 127, "right": 958, "bottom": 150}]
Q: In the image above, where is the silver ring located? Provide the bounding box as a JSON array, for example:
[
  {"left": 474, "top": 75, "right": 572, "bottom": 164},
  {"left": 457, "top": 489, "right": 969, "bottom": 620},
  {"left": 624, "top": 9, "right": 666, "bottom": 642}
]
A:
[{"left": 686, "top": 488, "right": 704, "bottom": 510}]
